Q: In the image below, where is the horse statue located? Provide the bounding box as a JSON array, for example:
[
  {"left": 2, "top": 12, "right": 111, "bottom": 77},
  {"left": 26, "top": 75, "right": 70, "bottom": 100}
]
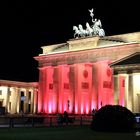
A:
[
  {"left": 86, "top": 22, "right": 93, "bottom": 36},
  {"left": 92, "top": 19, "right": 105, "bottom": 37},
  {"left": 78, "top": 24, "right": 87, "bottom": 37},
  {"left": 73, "top": 8, "right": 105, "bottom": 38},
  {"left": 73, "top": 26, "right": 80, "bottom": 38}
]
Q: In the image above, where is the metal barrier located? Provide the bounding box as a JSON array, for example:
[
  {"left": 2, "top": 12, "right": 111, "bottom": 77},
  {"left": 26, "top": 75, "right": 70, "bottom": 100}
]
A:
[{"left": 0, "top": 115, "right": 92, "bottom": 128}]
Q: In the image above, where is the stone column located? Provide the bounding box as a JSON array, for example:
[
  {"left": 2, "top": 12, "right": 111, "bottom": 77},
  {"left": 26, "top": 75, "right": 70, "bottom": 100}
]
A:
[
  {"left": 38, "top": 67, "right": 46, "bottom": 113},
  {"left": 91, "top": 63, "right": 98, "bottom": 110},
  {"left": 15, "top": 87, "right": 20, "bottom": 113},
  {"left": 18, "top": 90, "right": 22, "bottom": 113},
  {"left": 57, "top": 65, "right": 64, "bottom": 113},
  {"left": 123, "top": 75, "right": 128, "bottom": 108},
  {"left": 6, "top": 87, "right": 10, "bottom": 113},
  {"left": 71, "top": 64, "right": 79, "bottom": 114},
  {"left": 33, "top": 88, "right": 38, "bottom": 113},
  {"left": 128, "top": 73, "right": 134, "bottom": 112},
  {"left": 38, "top": 68, "right": 43, "bottom": 113},
  {"left": 53, "top": 67, "right": 59, "bottom": 113},
  {"left": 24, "top": 89, "right": 29, "bottom": 113},
  {"left": 72, "top": 64, "right": 82, "bottom": 114},
  {"left": 69, "top": 65, "right": 76, "bottom": 114},
  {"left": 30, "top": 90, "right": 34, "bottom": 114},
  {"left": 114, "top": 75, "right": 119, "bottom": 105}
]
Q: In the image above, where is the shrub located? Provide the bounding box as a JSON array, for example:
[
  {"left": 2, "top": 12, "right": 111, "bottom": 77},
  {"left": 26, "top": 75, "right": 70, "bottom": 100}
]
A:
[{"left": 91, "top": 105, "right": 135, "bottom": 132}]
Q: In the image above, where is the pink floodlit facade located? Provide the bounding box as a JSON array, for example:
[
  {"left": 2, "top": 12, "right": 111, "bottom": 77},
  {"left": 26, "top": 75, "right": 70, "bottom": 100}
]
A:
[
  {"left": 35, "top": 32, "right": 140, "bottom": 114},
  {"left": 37, "top": 61, "right": 114, "bottom": 114}
]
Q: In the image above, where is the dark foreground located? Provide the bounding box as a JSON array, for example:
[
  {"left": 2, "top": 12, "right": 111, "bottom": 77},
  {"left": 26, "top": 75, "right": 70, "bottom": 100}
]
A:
[{"left": 0, "top": 126, "right": 139, "bottom": 140}]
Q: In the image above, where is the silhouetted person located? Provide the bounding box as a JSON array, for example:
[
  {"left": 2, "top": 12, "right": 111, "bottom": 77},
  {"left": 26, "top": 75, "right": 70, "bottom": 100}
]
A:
[
  {"left": 63, "top": 111, "right": 69, "bottom": 125},
  {"left": 57, "top": 113, "right": 63, "bottom": 127},
  {"left": 92, "top": 108, "right": 97, "bottom": 119}
]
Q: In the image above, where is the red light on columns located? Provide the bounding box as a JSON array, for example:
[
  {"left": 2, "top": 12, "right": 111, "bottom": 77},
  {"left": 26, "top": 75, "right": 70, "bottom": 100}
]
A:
[
  {"left": 48, "top": 103, "right": 52, "bottom": 113},
  {"left": 86, "top": 105, "right": 89, "bottom": 114},
  {"left": 75, "top": 105, "right": 78, "bottom": 114},
  {"left": 81, "top": 104, "right": 84, "bottom": 114}
]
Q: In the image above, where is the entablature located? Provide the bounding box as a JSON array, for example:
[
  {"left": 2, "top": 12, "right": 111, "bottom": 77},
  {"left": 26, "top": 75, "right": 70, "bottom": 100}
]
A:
[{"left": 35, "top": 43, "right": 140, "bottom": 67}]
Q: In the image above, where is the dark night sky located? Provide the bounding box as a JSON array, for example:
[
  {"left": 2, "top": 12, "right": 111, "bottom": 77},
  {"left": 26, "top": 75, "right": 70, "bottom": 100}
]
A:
[{"left": 0, "top": 1, "right": 139, "bottom": 82}]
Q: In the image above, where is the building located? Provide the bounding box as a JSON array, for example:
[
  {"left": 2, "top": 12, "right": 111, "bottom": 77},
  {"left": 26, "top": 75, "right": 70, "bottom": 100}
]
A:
[
  {"left": 0, "top": 80, "right": 38, "bottom": 114},
  {"left": 35, "top": 32, "right": 140, "bottom": 114},
  {"left": 0, "top": 32, "right": 139, "bottom": 115}
]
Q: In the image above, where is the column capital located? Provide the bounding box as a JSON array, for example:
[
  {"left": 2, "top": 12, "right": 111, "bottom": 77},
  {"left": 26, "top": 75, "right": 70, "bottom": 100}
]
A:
[
  {"left": 113, "top": 70, "right": 118, "bottom": 75},
  {"left": 38, "top": 66, "right": 48, "bottom": 70},
  {"left": 127, "top": 70, "right": 133, "bottom": 74},
  {"left": 128, "top": 73, "right": 134, "bottom": 76},
  {"left": 113, "top": 74, "right": 119, "bottom": 77}
]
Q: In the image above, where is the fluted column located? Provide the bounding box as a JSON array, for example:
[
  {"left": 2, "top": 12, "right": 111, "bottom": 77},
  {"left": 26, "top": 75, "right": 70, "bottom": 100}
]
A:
[
  {"left": 53, "top": 67, "right": 59, "bottom": 113},
  {"left": 6, "top": 87, "right": 10, "bottom": 113},
  {"left": 57, "top": 65, "right": 66, "bottom": 113},
  {"left": 12, "top": 87, "right": 20, "bottom": 113},
  {"left": 28, "top": 89, "right": 36, "bottom": 113},
  {"left": 114, "top": 75, "right": 119, "bottom": 105},
  {"left": 69, "top": 65, "right": 76, "bottom": 114},
  {"left": 38, "top": 67, "right": 46, "bottom": 113},
  {"left": 91, "top": 63, "right": 98, "bottom": 110},
  {"left": 128, "top": 73, "right": 134, "bottom": 112},
  {"left": 33, "top": 88, "right": 38, "bottom": 113},
  {"left": 24, "top": 89, "right": 29, "bottom": 113},
  {"left": 72, "top": 64, "right": 81, "bottom": 114}
]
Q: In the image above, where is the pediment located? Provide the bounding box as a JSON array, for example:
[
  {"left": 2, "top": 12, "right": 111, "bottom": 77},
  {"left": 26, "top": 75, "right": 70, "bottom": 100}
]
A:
[{"left": 110, "top": 52, "right": 140, "bottom": 67}]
